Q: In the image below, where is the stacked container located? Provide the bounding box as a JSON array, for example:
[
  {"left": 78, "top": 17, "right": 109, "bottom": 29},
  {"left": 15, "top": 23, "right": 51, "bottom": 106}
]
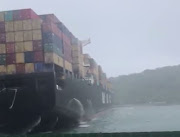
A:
[
  {"left": 0, "top": 9, "right": 47, "bottom": 74},
  {"left": 0, "top": 9, "right": 72, "bottom": 75},
  {"left": 0, "top": 8, "right": 108, "bottom": 85},
  {"left": 40, "top": 14, "right": 72, "bottom": 72},
  {"left": 71, "top": 44, "right": 84, "bottom": 77},
  {"left": 89, "top": 58, "right": 99, "bottom": 85}
]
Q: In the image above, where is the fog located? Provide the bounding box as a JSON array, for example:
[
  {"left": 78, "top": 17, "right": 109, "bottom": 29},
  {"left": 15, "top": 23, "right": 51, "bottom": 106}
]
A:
[{"left": 1, "top": 0, "right": 180, "bottom": 77}]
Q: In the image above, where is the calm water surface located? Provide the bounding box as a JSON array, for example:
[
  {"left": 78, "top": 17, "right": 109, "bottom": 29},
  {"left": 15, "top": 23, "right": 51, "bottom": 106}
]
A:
[{"left": 70, "top": 105, "right": 180, "bottom": 133}]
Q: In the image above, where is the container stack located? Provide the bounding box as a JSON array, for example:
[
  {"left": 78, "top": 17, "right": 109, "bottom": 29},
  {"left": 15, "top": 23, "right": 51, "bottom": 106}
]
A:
[
  {"left": 0, "top": 9, "right": 47, "bottom": 74},
  {"left": 89, "top": 58, "right": 99, "bottom": 85},
  {"left": 40, "top": 15, "right": 73, "bottom": 72},
  {"left": 0, "top": 9, "right": 73, "bottom": 75},
  {"left": 83, "top": 54, "right": 91, "bottom": 77},
  {"left": 40, "top": 14, "right": 64, "bottom": 70},
  {"left": 71, "top": 44, "right": 84, "bottom": 77},
  {"left": 0, "top": 8, "right": 109, "bottom": 85}
]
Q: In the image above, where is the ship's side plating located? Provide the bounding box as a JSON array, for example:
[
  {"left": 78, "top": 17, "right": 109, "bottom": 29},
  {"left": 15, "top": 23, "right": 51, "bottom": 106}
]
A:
[{"left": 0, "top": 71, "right": 112, "bottom": 134}]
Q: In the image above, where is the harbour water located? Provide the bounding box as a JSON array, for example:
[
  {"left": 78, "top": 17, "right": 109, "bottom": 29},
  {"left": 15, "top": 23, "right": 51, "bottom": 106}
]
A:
[{"left": 70, "top": 105, "right": 180, "bottom": 133}]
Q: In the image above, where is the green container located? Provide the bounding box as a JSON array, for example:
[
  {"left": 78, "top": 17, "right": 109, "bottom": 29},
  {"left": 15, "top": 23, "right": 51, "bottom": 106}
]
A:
[
  {"left": 4, "top": 11, "right": 13, "bottom": 21},
  {"left": 0, "top": 54, "right": 6, "bottom": 65},
  {"left": 44, "top": 43, "right": 54, "bottom": 52}
]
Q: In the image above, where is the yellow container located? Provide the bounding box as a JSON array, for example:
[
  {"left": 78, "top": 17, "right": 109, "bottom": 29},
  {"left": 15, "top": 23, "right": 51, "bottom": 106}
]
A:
[
  {"left": 15, "top": 42, "right": 24, "bottom": 52},
  {"left": 0, "top": 65, "right": 6, "bottom": 74},
  {"left": 6, "top": 32, "right": 15, "bottom": 42},
  {"left": 7, "top": 64, "right": 16, "bottom": 74},
  {"left": 72, "top": 50, "right": 81, "bottom": 57},
  {"left": 0, "top": 44, "right": 6, "bottom": 54},
  {"left": 25, "top": 63, "right": 34, "bottom": 73},
  {"left": 24, "top": 41, "right": 33, "bottom": 51},
  {"left": 32, "top": 19, "right": 42, "bottom": 29},
  {"left": 57, "top": 56, "right": 63, "bottom": 67},
  {"left": 44, "top": 53, "right": 55, "bottom": 64},
  {"left": 65, "top": 60, "right": 72, "bottom": 72},
  {"left": 0, "top": 12, "right": 4, "bottom": 22},
  {"left": 33, "top": 30, "right": 42, "bottom": 40},
  {"left": 5, "top": 21, "right": 14, "bottom": 32},
  {"left": 14, "top": 21, "right": 23, "bottom": 31},
  {"left": 16, "top": 53, "right": 24, "bottom": 63},
  {"left": 15, "top": 31, "right": 24, "bottom": 42},
  {"left": 23, "top": 20, "right": 32, "bottom": 30},
  {"left": 23, "top": 31, "right": 33, "bottom": 41}
]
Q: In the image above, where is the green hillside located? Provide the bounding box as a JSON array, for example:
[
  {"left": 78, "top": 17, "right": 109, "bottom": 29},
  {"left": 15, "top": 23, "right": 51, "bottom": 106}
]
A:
[{"left": 111, "top": 65, "right": 180, "bottom": 105}]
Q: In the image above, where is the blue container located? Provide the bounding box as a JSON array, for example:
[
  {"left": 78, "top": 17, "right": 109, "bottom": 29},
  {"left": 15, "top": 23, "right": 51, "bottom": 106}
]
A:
[
  {"left": 25, "top": 52, "right": 34, "bottom": 63},
  {"left": 43, "top": 32, "right": 55, "bottom": 43},
  {"left": 34, "top": 63, "right": 44, "bottom": 72},
  {"left": 4, "top": 11, "right": 13, "bottom": 21}
]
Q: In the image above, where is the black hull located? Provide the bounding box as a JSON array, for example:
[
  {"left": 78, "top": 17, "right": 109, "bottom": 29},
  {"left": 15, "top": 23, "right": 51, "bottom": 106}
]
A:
[{"left": 0, "top": 72, "right": 112, "bottom": 134}]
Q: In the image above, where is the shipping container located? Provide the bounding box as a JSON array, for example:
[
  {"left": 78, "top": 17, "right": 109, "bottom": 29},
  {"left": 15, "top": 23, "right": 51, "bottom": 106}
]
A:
[
  {"left": 23, "top": 31, "right": 33, "bottom": 41},
  {"left": 13, "top": 10, "right": 23, "bottom": 20},
  {"left": 0, "top": 65, "right": 6, "bottom": 74},
  {"left": 5, "top": 21, "right": 14, "bottom": 32},
  {"left": 6, "top": 42, "right": 15, "bottom": 53},
  {"left": 15, "top": 42, "right": 24, "bottom": 52},
  {"left": 6, "top": 53, "right": 16, "bottom": 64},
  {"left": 15, "top": 31, "right": 24, "bottom": 42},
  {"left": 33, "top": 40, "right": 42, "bottom": 51},
  {"left": 40, "top": 14, "right": 60, "bottom": 24},
  {"left": 0, "top": 44, "right": 6, "bottom": 54},
  {"left": 0, "top": 33, "right": 6, "bottom": 43},
  {"left": 34, "top": 62, "right": 43, "bottom": 72},
  {"left": 34, "top": 51, "right": 44, "bottom": 62},
  {"left": 7, "top": 64, "right": 16, "bottom": 74},
  {"left": 24, "top": 52, "right": 34, "bottom": 63},
  {"left": 6, "top": 32, "right": 14, "bottom": 42},
  {"left": 16, "top": 63, "right": 25, "bottom": 73},
  {"left": 32, "top": 19, "right": 42, "bottom": 29},
  {"left": 4, "top": 11, "right": 13, "bottom": 21},
  {"left": 0, "top": 12, "right": 4, "bottom": 22},
  {"left": 14, "top": 21, "right": 23, "bottom": 31},
  {"left": 20, "top": 9, "right": 39, "bottom": 20},
  {"left": 25, "top": 63, "right": 34, "bottom": 73},
  {"left": 24, "top": 41, "right": 33, "bottom": 51},
  {"left": 16, "top": 53, "right": 24, "bottom": 63},
  {"left": 0, "top": 54, "right": 6, "bottom": 65},
  {"left": 23, "top": 20, "right": 32, "bottom": 30},
  {"left": 65, "top": 60, "right": 72, "bottom": 72},
  {"left": 0, "top": 22, "right": 5, "bottom": 33},
  {"left": 33, "top": 30, "right": 42, "bottom": 40}
]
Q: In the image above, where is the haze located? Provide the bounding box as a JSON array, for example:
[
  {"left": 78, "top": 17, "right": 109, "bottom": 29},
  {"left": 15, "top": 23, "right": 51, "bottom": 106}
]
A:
[{"left": 1, "top": 0, "right": 180, "bottom": 77}]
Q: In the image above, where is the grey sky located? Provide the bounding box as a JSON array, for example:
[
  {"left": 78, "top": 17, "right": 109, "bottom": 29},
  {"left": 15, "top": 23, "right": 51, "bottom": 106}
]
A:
[{"left": 1, "top": 0, "right": 180, "bottom": 77}]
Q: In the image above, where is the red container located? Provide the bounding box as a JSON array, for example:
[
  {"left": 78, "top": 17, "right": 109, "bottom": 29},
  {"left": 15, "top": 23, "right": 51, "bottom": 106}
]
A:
[
  {"left": 0, "top": 33, "right": 6, "bottom": 43},
  {"left": 6, "top": 53, "right": 16, "bottom": 64},
  {"left": 13, "top": 10, "right": 23, "bottom": 20},
  {"left": 40, "top": 14, "right": 60, "bottom": 23},
  {"left": 6, "top": 43, "right": 15, "bottom": 53},
  {"left": 21, "top": 9, "right": 39, "bottom": 20},
  {"left": 34, "top": 51, "right": 43, "bottom": 62},
  {"left": 42, "top": 23, "right": 62, "bottom": 39},
  {"left": 62, "top": 33, "right": 71, "bottom": 46},
  {"left": 0, "top": 22, "right": 5, "bottom": 33},
  {"left": 33, "top": 40, "right": 42, "bottom": 51},
  {"left": 16, "top": 64, "right": 25, "bottom": 73}
]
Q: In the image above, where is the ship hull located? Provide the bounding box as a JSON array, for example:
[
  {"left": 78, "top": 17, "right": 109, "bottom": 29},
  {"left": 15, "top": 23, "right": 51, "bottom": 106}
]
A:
[{"left": 0, "top": 72, "right": 112, "bottom": 134}]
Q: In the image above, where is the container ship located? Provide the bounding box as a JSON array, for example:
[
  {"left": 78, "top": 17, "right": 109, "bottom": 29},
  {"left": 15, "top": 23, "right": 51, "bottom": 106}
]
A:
[{"left": 0, "top": 9, "right": 113, "bottom": 134}]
